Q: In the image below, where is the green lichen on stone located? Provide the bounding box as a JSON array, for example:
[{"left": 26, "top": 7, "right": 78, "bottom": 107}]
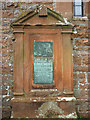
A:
[
  {"left": 37, "top": 102, "right": 64, "bottom": 118},
  {"left": 47, "top": 7, "right": 65, "bottom": 23},
  {"left": 11, "top": 5, "right": 73, "bottom": 27},
  {"left": 45, "top": 109, "right": 60, "bottom": 118}
]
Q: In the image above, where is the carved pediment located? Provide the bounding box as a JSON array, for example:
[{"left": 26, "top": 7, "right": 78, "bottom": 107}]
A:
[{"left": 11, "top": 5, "right": 73, "bottom": 27}]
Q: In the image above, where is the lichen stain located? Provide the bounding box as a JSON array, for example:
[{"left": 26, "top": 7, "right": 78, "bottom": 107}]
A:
[{"left": 37, "top": 101, "right": 64, "bottom": 118}]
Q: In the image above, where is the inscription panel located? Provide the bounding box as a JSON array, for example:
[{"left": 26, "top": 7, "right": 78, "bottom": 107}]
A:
[
  {"left": 34, "top": 58, "right": 53, "bottom": 84},
  {"left": 34, "top": 41, "right": 53, "bottom": 57}
]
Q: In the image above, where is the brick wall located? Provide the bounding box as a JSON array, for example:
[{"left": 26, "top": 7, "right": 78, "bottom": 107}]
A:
[
  {"left": 0, "top": 3, "right": 2, "bottom": 119},
  {"left": 72, "top": 19, "right": 89, "bottom": 118},
  {"left": 1, "top": 1, "right": 90, "bottom": 119}
]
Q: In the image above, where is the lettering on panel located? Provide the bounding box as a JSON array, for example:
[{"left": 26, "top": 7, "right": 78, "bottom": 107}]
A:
[
  {"left": 34, "top": 41, "right": 53, "bottom": 57},
  {"left": 34, "top": 58, "right": 53, "bottom": 84},
  {"left": 33, "top": 41, "right": 53, "bottom": 84}
]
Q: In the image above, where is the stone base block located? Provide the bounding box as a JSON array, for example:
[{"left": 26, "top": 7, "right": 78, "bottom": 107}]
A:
[{"left": 11, "top": 96, "right": 77, "bottom": 118}]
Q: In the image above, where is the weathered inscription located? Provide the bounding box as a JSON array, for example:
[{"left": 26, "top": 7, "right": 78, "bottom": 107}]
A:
[
  {"left": 34, "top": 58, "right": 53, "bottom": 84},
  {"left": 34, "top": 41, "right": 53, "bottom": 57}
]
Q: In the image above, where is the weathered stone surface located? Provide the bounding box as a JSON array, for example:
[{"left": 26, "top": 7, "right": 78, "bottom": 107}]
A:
[
  {"left": 11, "top": 97, "right": 77, "bottom": 118},
  {"left": 78, "top": 73, "right": 85, "bottom": 79},
  {"left": 73, "top": 56, "right": 81, "bottom": 65},
  {"left": 82, "top": 56, "right": 90, "bottom": 65},
  {"left": 73, "top": 66, "right": 88, "bottom": 72},
  {"left": 75, "top": 39, "right": 89, "bottom": 46},
  {"left": 37, "top": 102, "right": 64, "bottom": 118},
  {"left": 1, "top": 1, "right": 89, "bottom": 119},
  {"left": 73, "top": 80, "right": 78, "bottom": 89}
]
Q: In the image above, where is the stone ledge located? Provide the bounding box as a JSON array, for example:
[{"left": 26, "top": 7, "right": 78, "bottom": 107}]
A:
[
  {"left": 11, "top": 98, "right": 77, "bottom": 118},
  {"left": 11, "top": 96, "right": 76, "bottom": 103},
  {"left": 72, "top": 16, "right": 88, "bottom": 21}
]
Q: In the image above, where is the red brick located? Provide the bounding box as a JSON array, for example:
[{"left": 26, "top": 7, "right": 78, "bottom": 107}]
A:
[
  {"left": 79, "top": 51, "right": 88, "bottom": 56},
  {"left": 74, "top": 89, "right": 80, "bottom": 99},
  {"left": 73, "top": 46, "right": 88, "bottom": 51},
  {"left": 73, "top": 73, "right": 77, "bottom": 79},
  {"left": 79, "top": 106, "right": 89, "bottom": 112},
  {"left": 2, "top": 48, "right": 8, "bottom": 54},
  {"left": 2, "top": 111, "right": 11, "bottom": 118},
  {"left": 74, "top": 89, "right": 88, "bottom": 100},
  {"left": 76, "top": 100, "right": 89, "bottom": 105},
  {"left": 2, "top": 10, "right": 13, "bottom": 18},
  {"left": 74, "top": 33, "right": 88, "bottom": 38},
  {"left": 2, "top": 80, "right": 12, "bottom": 86},
  {"left": 79, "top": 84, "right": 88, "bottom": 89},
  {"left": 2, "top": 67, "right": 12, "bottom": 74},
  {"left": 73, "top": 80, "right": 78, "bottom": 89},
  {"left": 75, "top": 39, "right": 89, "bottom": 46},
  {"left": 78, "top": 113, "right": 90, "bottom": 118},
  {"left": 79, "top": 80, "right": 86, "bottom": 84},
  {"left": 87, "top": 73, "right": 90, "bottom": 83},
  {"left": 88, "top": 65, "right": 90, "bottom": 72},
  {"left": 2, "top": 89, "right": 8, "bottom": 95},
  {"left": 74, "top": 66, "right": 88, "bottom": 72},
  {"left": 73, "top": 56, "right": 81, "bottom": 65},
  {"left": 2, "top": 63, "right": 9, "bottom": 68},
  {"left": 79, "top": 90, "right": 89, "bottom": 99},
  {"left": 2, "top": 18, "right": 11, "bottom": 26},
  {"left": 78, "top": 73, "right": 85, "bottom": 79},
  {"left": 2, "top": 102, "right": 11, "bottom": 106},
  {"left": 82, "top": 56, "right": 90, "bottom": 65}
]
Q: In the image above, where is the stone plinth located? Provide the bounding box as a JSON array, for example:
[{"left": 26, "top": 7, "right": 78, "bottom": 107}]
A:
[{"left": 11, "top": 96, "right": 77, "bottom": 118}]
